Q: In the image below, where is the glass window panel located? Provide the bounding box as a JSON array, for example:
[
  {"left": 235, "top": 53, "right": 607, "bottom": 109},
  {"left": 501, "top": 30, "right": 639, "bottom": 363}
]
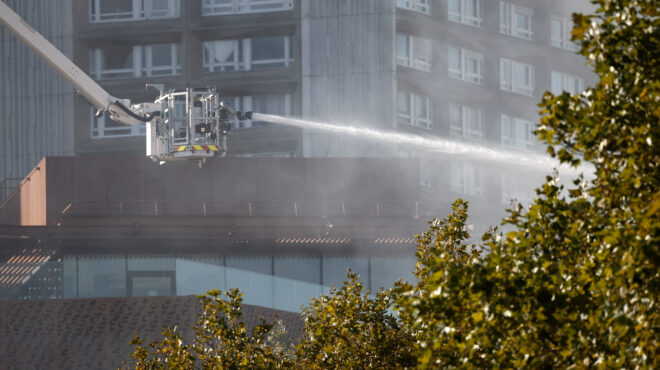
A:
[
  {"left": 466, "top": 0, "right": 477, "bottom": 17},
  {"left": 397, "top": 91, "right": 410, "bottom": 116},
  {"left": 450, "top": 162, "right": 463, "bottom": 193},
  {"left": 149, "top": 0, "right": 179, "bottom": 17},
  {"left": 370, "top": 257, "right": 416, "bottom": 290},
  {"left": 273, "top": 277, "right": 323, "bottom": 312},
  {"left": 449, "top": 103, "right": 461, "bottom": 134},
  {"left": 226, "top": 257, "right": 271, "bottom": 274},
  {"left": 150, "top": 44, "right": 173, "bottom": 67},
  {"left": 551, "top": 71, "right": 562, "bottom": 94},
  {"left": 131, "top": 276, "right": 173, "bottom": 296},
  {"left": 515, "top": 13, "right": 529, "bottom": 30},
  {"left": 414, "top": 95, "right": 427, "bottom": 118},
  {"left": 99, "top": 0, "right": 133, "bottom": 16},
  {"left": 63, "top": 257, "right": 77, "bottom": 298},
  {"left": 412, "top": 37, "right": 432, "bottom": 71},
  {"left": 202, "top": 0, "right": 292, "bottom": 15},
  {"left": 100, "top": 46, "right": 134, "bottom": 78},
  {"left": 448, "top": 46, "right": 461, "bottom": 78},
  {"left": 322, "top": 257, "right": 369, "bottom": 289},
  {"left": 251, "top": 36, "right": 287, "bottom": 69},
  {"left": 396, "top": 33, "right": 409, "bottom": 66},
  {"left": 91, "top": 108, "right": 145, "bottom": 138},
  {"left": 175, "top": 258, "right": 225, "bottom": 296},
  {"left": 500, "top": 59, "right": 510, "bottom": 89},
  {"left": 127, "top": 257, "right": 175, "bottom": 271},
  {"left": 551, "top": 18, "right": 562, "bottom": 43},
  {"left": 225, "top": 267, "right": 273, "bottom": 307},
  {"left": 448, "top": 0, "right": 460, "bottom": 22},
  {"left": 274, "top": 257, "right": 320, "bottom": 284},
  {"left": 514, "top": 63, "right": 528, "bottom": 85},
  {"left": 77, "top": 257, "right": 126, "bottom": 298},
  {"left": 92, "top": 0, "right": 180, "bottom": 22},
  {"left": 203, "top": 40, "right": 237, "bottom": 72}
]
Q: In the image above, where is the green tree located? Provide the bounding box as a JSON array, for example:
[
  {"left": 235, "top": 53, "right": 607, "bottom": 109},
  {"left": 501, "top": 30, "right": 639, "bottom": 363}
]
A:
[
  {"left": 395, "top": 0, "right": 659, "bottom": 367},
  {"left": 130, "top": 289, "right": 293, "bottom": 369},
  {"left": 295, "top": 271, "right": 416, "bottom": 369}
]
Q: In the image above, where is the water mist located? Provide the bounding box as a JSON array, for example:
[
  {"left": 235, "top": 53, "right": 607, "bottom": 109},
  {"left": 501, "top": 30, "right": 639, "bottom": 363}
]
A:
[{"left": 251, "top": 113, "right": 592, "bottom": 175}]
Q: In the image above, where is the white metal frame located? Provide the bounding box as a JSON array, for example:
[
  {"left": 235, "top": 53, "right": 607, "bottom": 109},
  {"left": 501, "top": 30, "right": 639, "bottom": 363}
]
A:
[
  {"left": 500, "top": 2, "right": 534, "bottom": 40},
  {"left": 500, "top": 114, "right": 535, "bottom": 151},
  {"left": 89, "top": 0, "right": 180, "bottom": 23},
  {"left": 449, "top": 104, "right": 484, "bottom": 140},
  {"left": 550, "top": 16, "right": 579, "bottom": 51},
  {"left": 450, "top": 162, "right": 484, "bottom": 198},
  {"left": 395, "top": 0, "right": 431, "bottom": 15},
  {"left": 448, "top": 46, "right": 483, "bottom": 85},
  {"left": 448, "top": 0, "right": 482, "bottom": 28},
  {"left": 551, "top": 71, "right": 585, "bottom": 95},
  {"left": 203, "top": 37, "right": 292, "bottom": 72},
  {"left": 202, "top": 0, "right": 293, "bottom": 16},
  {"left": 396, "top": 33, "right": 432, "bottom": 72},
  {"left": 397, "top": 91, "right": 432, "bottom": 130},
  {"left": 90, "top": 44, "right": 180, "bottom": 80},
  {"left": 500, "top": 58, "right": 534, "bottom": 96}
]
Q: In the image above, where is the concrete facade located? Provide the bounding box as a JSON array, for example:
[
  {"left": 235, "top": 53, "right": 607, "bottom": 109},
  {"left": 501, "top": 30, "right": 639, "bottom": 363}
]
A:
[{"left": 0, "top": 0, "right": 75, "bottom": 185}]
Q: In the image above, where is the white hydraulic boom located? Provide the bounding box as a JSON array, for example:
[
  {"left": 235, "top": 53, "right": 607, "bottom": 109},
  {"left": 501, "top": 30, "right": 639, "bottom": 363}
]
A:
[{"left": 0, "top": 0, "right": 250, "bottom": 163}]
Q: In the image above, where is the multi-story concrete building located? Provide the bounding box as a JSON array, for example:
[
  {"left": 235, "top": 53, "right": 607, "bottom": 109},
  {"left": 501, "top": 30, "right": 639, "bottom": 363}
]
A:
[{"left": 2, "top": 0, "right": 595, "bottom": 214}]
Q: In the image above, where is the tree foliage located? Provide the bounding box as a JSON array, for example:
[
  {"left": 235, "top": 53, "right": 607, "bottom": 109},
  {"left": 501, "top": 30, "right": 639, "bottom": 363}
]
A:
[
  {"left": 393, "top": 0, "right": 659, "bottom": 367},
  {"left": 295, "top": 271, "right": 416, "bottom": 368},
  {"left": 130, "top": 289, "right": 293, "bottom": 369},
  {"left": 129, "top": 1, "right": 658, "bottom": 368}
]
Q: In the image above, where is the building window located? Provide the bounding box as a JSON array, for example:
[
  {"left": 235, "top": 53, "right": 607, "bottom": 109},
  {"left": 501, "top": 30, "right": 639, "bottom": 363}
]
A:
[
  {"left": 449, "top": 104, "right": 484, "bottom": 140},
  {"left": 397, "top": 91, "right": 432, "bottom": 130},
  {"left": 551, "top": 71, "right": 585, "bottom": 95},
  {"left": 91, "top": 108, "right": 146, "bottom": 138},
  {"left": 203, "top": 40, "right": 240, "bottom": 72},
  {"left": 250, "top": 36, "right": 293, "bottom": 70},
  {"left": 221, "top": 94, "right": 292, "bottom": 129},
  {"left": 501, "top": 115, "right": 535, "bottom": 150},
  {"left": 450, "top": 162, "right": 484, "bottom": 198},
  {"left": 420, "top": 158, "right": 435, "bottom": 187},
  {"left": 501, "top": 174, "right": 534, "bottom": 205},
  {"left": 90, "top": 44, "right": 180, "bottom": 80},
  {"left": 396, "top": 0, "right": 431, "bottom": 15},
  {"left": 448, "top": 0, "right": 482, "bottom": 28},
  {"left": 448, "top": 46, "right": 483, "bottom": 85},
  {"left": 551, "top": 17, "right": 579, "bottom": 51},
  {"left": 396, "top": 33, "right": 432, "bottom": 72},
  {"left": 500, "top": 58, "right": 534, "bottom": 96},
  {"left": 202, "top": 0, "right": 293, "bottom": 16},
  {"left": 500, "top": 2, "right": 533, "bottom": 40},
  {"left": 203, "top": 36, "right": 293, "bottom": 72},
  {"left": 89, "top": 0, "right": 180, "bottom": 23}
]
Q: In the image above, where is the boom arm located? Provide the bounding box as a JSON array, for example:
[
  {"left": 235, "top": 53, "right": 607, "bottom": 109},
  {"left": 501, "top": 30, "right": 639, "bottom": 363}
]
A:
[{"left": 0, "top": 0, "right": 153, "bottom": 125}]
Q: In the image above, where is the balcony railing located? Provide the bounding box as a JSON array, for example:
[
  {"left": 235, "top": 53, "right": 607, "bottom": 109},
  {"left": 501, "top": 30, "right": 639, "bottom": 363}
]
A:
[
  {"left": 61, "top": 200, "right": 422, "bottom": 219},
  {"left": 202, "top": 0, "right": 293, "bottom": 16}
]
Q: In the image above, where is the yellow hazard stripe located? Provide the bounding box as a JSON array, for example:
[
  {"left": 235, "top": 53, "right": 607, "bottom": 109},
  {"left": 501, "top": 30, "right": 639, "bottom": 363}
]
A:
[
  {"left": 175, "top": 146, "right": 187, "bottom": 152},
  {"left": 207, "top": 145, "right": 219, "bottom": 151},
  {"left": 192, "top": 145, "right": 204, "bottom": 151}
]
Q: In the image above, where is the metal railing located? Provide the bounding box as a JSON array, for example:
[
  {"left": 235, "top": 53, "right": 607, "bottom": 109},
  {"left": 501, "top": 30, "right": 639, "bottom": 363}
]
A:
[{"left": 61, "top": 200, "right": 422, "bottom": 219}]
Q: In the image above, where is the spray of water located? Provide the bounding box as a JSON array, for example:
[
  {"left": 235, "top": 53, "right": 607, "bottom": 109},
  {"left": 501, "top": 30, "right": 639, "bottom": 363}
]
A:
[{"left": 252, "top": 113, "right": 592, "bottom": 175}]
